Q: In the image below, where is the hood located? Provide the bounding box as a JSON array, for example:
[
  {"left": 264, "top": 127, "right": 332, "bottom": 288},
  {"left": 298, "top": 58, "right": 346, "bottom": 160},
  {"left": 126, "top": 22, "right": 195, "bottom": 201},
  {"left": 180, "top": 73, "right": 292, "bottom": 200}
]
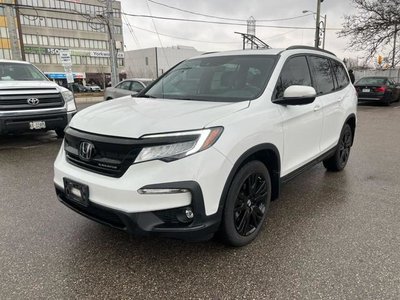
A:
[
  {"left": 70, "top": 96, "right": 249, "bottom": 138},
  {"left": 0, "top": 80, "right": 62, "bottom": 90}
]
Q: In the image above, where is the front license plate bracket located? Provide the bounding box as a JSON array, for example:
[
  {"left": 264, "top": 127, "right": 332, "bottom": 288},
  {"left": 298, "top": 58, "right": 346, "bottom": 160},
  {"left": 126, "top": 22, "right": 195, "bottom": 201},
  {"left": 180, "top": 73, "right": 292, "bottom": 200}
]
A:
[{"left": 63, "top": 178, "right": 89, "bottom": 207}]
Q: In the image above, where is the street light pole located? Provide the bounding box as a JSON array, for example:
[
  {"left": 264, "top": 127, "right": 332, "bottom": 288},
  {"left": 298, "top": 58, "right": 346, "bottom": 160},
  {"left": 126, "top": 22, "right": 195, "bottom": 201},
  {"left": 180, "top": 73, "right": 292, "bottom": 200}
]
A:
[{"left": 315, "top": 0, "right": 321, "bottom": 48}]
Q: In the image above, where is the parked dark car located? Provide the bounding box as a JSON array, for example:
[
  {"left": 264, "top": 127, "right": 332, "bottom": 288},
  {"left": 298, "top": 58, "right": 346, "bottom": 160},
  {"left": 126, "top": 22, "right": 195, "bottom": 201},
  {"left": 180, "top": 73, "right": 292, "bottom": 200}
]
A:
[
  {"left": 355, "top": 76, "right": 400, "bottom": 106},
  {"left": 68, "top": 83, "right": 88, "bottom": 93}
]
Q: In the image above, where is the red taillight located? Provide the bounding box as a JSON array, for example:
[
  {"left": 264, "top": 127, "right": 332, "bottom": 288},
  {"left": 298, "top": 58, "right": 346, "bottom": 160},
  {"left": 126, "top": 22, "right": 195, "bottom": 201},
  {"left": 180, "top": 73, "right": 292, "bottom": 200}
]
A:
[{"left": 375, "top": 86, "right": 386, "bottom": 93}]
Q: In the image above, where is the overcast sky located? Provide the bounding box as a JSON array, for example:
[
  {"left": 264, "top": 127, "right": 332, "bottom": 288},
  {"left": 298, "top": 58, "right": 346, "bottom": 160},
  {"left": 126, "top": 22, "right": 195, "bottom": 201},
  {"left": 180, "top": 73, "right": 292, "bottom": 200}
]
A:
[{"left": 119, "top": 0, "right": 358, "bottom": 59}]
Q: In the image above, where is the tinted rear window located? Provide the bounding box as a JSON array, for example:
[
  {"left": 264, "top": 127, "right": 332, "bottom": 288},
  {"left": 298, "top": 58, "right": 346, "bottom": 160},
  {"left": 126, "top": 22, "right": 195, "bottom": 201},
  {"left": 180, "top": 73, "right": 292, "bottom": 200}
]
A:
[
  {"left": 308, "top": 56, "right": 335, "bottom": 95},
  {"left": 356, "top": 77, "right": 387, "bottom": 85}
]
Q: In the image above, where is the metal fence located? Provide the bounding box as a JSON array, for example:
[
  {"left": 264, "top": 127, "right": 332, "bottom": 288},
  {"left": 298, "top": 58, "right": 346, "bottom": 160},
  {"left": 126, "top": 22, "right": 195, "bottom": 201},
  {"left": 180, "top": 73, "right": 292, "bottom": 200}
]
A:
[{"left": 354, "top": 69, "right": 400, "bottom": 83}]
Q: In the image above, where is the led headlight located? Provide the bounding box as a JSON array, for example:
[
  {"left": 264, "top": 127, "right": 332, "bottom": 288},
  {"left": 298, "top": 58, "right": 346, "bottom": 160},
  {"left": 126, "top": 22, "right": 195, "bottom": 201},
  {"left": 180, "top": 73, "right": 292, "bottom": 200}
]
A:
[
  {"left": 62, "top": 90, "right": 77, "bottom": 112},
  {"left": 135, "top": 127, "right": 223, "bottom": 163}
]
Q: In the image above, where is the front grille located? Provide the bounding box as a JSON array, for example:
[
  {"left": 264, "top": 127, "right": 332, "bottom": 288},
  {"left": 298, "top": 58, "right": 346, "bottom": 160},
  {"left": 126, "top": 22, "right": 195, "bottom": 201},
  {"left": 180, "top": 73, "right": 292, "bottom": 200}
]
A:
[
  {"left": 0, "top": 88, "right": 64, "bottom": 110},
  {"left": 64, "top": 127, "right": 143, "bottom": 178}
]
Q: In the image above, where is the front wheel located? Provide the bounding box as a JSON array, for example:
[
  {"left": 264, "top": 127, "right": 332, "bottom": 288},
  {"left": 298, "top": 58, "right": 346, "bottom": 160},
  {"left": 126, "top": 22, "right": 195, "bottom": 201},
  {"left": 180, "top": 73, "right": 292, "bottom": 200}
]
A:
[
  {"left": 323, "top": 124, "right": 353, "bottom": 172},
  {"left": 220, "top": 161, "right": 271, "bottom": 247}
]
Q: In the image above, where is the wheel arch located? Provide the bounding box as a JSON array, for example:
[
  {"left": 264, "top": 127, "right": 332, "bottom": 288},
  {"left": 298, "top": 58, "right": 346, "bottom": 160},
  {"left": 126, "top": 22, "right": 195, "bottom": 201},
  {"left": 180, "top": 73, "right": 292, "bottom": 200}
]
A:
[
  {"left": 218, "top": 143, "right": 281, "bottom": 216},
  {"left": 344, "top": 113, "right": 356, "bottom": 146}
]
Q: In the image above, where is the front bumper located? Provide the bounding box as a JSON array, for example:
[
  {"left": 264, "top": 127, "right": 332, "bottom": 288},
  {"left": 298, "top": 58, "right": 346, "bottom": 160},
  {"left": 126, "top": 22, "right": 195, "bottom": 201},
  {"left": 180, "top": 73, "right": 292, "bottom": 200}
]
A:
[
  {"left": 0, "top": 111, "right": 75, "bottom": 135},
  {"left": 55, "top": 182, "right": 221, "bottom": 241}
]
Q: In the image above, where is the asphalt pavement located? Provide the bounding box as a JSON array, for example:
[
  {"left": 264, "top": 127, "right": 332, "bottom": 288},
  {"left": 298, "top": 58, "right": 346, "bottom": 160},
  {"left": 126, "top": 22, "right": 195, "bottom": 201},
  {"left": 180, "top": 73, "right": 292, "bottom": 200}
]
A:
[{"left": 1, "top": 101, "right": 400, "bottom": 299}]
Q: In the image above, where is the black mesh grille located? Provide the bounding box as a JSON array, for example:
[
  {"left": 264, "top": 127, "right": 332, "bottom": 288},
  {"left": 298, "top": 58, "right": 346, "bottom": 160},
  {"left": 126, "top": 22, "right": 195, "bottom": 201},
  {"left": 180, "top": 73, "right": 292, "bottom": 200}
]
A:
[
  {"left": 0, "top": 88, "right": 64, "bottom": 110},
  {"left": 64, "top": 127, "right": 143, "bottom": 178}
]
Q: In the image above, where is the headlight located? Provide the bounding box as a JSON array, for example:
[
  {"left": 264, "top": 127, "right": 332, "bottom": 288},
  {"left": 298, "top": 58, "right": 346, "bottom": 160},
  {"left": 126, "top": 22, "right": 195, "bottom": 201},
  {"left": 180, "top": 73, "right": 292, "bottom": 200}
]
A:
[
  {"left": 62, "top": 90, "right": 76, "bottom": 112},
  {"left": 135, "top": 127, "right": 223, "bottom": 163}
]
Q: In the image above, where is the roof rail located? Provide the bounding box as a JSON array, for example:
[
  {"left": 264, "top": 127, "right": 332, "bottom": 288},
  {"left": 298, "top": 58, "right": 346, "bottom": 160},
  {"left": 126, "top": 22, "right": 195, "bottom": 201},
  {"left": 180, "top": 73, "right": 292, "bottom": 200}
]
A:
[
  {"left": 201, "top": 51, "right": 219, "bottom": 55},
  {"left": 286, "top": 45, "right": 336, "bottom": 57}
]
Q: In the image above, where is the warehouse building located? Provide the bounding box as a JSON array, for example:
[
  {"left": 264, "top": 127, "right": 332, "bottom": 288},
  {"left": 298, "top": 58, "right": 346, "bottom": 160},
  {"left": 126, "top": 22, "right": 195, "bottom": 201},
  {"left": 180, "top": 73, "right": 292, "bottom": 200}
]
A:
[{"left": 124, "top": 45, "right": 203, "bottom": 79}]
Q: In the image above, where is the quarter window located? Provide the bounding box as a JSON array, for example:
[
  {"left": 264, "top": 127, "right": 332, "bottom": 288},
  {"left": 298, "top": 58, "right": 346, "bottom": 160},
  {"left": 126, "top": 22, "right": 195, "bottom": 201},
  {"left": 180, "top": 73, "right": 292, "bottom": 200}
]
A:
[{"left": 332, "top": 60, "right": 349, "bottom": 90}]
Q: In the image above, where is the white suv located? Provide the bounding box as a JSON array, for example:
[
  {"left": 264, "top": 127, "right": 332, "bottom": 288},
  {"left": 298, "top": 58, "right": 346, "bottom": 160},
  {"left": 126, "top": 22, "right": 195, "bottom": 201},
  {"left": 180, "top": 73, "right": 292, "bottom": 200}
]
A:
[{"left": 54, "top": 46, "right": 357, "bottom": 246}]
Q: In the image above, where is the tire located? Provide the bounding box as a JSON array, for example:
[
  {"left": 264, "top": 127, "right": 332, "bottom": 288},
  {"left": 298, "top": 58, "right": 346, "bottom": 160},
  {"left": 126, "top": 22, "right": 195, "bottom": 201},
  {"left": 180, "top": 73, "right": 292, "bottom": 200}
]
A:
[
  {"left": 220, "top": 160, "right": 271, "bottom": 247},
  {"left": 385, "top": 93, "right": 392, "bottom": 106},
  {"left": 55, "top": 129, "right": 65, "bottom": 138},
  {"left": 323, "top": 124, "right": 353, "bottom": 172}
]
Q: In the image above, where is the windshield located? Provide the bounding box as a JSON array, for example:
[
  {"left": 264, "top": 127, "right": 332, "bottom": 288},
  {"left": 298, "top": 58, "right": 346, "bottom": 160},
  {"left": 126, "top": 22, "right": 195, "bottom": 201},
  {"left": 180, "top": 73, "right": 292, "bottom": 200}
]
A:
[
  {"left": 0, "top": 62, "right": 48, "bottom": 81},
  {"left": 142, "top": 55, "right": 277, "bottom": 102},
  {"left": 356, "top": 77, "right": 387, "bottom": 85}
]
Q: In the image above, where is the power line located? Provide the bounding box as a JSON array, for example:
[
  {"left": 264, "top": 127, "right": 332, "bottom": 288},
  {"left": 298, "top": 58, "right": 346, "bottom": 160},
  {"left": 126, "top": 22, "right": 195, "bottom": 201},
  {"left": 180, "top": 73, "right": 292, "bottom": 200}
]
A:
[
  {"left": 122, "top": 12, "right": 341, "bottom": 31},
  {"left": 147, "top": 0, "right": 314, "bottom": 23},
  {"left": 123, "top": 23, "right": 240, "bottom": 44},
  {"left": 1, "top": 3, "right": 341, "bottom": 31},
  {"left": 122, "top": 11, "right": 141, "bottom": 48},
  {"left": 145, "top": 0, "right": 170, "bottom": 68}
]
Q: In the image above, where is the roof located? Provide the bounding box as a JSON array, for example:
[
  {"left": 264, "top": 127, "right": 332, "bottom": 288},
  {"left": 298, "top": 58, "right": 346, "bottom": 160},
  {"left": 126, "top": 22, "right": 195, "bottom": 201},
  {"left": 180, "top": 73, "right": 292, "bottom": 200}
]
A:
[
  {"left": 192, "top": 46, "right": 337, "bottom": 60},
  {"left": 0, "top": 59, "right": 31, "bottom": 64}
]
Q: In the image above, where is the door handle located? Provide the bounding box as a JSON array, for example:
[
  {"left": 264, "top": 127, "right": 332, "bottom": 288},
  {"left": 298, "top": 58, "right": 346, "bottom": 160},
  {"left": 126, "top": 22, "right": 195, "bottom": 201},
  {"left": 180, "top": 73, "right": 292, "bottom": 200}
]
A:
[
  {"left": 337, "top": 97, "right": 343, "bottom": 102},
  {"left": 313, "top": 105, "right": 321, "bottom": 111}
]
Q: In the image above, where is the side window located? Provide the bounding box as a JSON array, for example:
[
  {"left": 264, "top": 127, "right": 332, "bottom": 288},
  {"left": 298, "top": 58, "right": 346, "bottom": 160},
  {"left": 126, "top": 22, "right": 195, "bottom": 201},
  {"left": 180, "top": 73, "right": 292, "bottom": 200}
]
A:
[
  {"left": 130, "top": 81, "right": 144, "bottom": 91},
  {"left": 116, "top": 81, "right": 131, "bottom": 90},
  {"left": 274, "top": 56, "right": 312, "bottom": 99},
  {"left": 332, "top": 60, "right": 350, "bottom": 90},
  {"left": 308, "top": 56, "right": 335, "bottom": 95}
]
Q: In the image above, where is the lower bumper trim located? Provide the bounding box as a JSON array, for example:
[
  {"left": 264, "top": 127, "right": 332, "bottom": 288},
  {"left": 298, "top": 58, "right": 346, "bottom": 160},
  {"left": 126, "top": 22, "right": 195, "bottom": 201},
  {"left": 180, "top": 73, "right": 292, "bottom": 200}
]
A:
[{"left": 55, "top": 182, "right": 220, "bottom": 241}]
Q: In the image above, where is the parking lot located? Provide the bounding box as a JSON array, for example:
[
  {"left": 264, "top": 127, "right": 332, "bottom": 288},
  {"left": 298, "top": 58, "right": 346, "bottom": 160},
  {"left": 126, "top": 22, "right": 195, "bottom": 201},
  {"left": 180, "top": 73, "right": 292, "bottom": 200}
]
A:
[{"left": 1, "top": 102, "right": 400, "bottom": 299}]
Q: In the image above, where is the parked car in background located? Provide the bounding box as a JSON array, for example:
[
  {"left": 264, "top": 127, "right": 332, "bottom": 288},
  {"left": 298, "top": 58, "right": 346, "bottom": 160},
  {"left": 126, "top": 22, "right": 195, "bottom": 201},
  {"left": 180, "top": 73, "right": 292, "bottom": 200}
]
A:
[
  {"left": 68, "top": 83, "right": 88, "bottom": 93},
  {"left": 104, "top": 78, "right": 153, "bottom": 100},
  {"left": 85, "top": 85, "right": 102, "bottom": 92},
  {"left": 0, "top": 60, "right": 76, "bottom": 138},
  {"left": 355, "top": 76, "right": 400, "bottom": 106},
  {"left": 54, "top": 46, "right": 357, "bottom": 246}
]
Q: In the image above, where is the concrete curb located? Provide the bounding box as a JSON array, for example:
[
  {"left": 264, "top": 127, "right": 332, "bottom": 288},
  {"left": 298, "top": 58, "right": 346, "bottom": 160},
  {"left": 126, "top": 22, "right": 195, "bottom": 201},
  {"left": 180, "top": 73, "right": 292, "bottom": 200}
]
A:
[{"left": 75, "top": 96, "right": 103, "bottom": 103}]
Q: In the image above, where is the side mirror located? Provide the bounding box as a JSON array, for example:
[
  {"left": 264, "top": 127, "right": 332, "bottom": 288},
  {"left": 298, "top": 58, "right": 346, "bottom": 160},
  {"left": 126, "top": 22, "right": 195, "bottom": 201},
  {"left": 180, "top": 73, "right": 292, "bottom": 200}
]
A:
[{"left": 274, "top": 85, "right": 317, "bottom": 105}]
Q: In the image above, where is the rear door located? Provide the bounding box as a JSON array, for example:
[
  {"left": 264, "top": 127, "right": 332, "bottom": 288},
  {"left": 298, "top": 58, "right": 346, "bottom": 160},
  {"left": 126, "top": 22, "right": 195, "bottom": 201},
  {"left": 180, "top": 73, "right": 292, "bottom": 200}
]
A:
[
  {"left": 274, "top": 55, "right": 323, "bottom": 176},
  {"left": 308, "top": 56, "right": 348, "bottom": 152}
]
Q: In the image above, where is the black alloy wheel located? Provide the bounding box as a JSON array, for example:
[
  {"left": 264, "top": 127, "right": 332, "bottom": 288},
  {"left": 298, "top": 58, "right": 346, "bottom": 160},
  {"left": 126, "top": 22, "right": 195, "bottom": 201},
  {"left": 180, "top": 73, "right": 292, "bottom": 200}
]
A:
[
  {"left": 323, "top": 124, "right": 353, "bottom": 172},
  {"left": 234, "top": 173, "right": 268, "bottom": 236},
  {"left": 220, "top": 160, "right": 271, "bottom": 246}
]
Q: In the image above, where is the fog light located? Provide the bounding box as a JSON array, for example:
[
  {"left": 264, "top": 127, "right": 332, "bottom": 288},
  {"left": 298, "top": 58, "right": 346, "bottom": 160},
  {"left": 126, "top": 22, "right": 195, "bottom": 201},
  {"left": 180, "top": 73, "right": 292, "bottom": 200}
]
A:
[
  {"left": 176, "top": 206, "right": 194, "bottom": 223},
  {"left": 185, "top": 208, "right": 194, "bottom": 219}
]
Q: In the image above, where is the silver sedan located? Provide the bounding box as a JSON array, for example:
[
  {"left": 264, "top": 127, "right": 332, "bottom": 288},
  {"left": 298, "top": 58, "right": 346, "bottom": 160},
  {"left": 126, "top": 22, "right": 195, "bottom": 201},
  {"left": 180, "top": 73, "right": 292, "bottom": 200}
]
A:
[{"left": 104, "top": 79, "right": 153, "bottom": 100}]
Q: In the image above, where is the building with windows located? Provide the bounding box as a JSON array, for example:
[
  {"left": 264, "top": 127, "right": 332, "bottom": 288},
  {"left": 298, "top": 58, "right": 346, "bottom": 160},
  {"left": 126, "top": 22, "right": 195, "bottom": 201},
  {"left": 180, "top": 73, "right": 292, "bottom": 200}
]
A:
[
  {"left": 124, "top": 46, "right": 203, "bottom": 79},
  {"left": 0, "top": 0, "right": 124, "bottom": 88}
]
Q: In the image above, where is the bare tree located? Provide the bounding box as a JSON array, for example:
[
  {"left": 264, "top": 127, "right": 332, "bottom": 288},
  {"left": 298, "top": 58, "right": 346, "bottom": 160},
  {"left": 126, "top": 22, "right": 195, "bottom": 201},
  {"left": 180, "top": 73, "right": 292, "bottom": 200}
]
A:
[{"left": 339, "top": 0, "right": 400, "bottom": 67}]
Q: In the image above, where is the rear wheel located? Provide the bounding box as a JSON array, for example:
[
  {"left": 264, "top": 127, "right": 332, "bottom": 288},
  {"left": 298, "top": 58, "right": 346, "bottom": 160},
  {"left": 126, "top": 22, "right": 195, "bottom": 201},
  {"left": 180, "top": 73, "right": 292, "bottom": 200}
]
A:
[
  {"left": 220, "top": 161, "right": 271, "bottom": 247},
  {"left": 323, "top": 124, "right": 353, "bottom": 172}
]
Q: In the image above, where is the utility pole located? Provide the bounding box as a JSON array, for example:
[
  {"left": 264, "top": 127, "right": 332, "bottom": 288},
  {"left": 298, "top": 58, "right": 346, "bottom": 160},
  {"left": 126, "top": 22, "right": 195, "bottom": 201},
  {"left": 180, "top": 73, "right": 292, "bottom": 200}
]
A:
[
  {"left": 106, "top": 0, "right": 119, "bottom": 86},
  {"left": 314, "top": 0, "right": 322, "bottom": 48},
  {"left": 322, "top": 14, "right": 327, "bottom": 49},
  {"left": 392, "top": 24, "right": 398, "bottom": 68},
  {"left": 15, "top": 0, "right": 25, "bottom": 60},
  {"left": 4, "top": 0, "right": 22, "bottom": 60}
]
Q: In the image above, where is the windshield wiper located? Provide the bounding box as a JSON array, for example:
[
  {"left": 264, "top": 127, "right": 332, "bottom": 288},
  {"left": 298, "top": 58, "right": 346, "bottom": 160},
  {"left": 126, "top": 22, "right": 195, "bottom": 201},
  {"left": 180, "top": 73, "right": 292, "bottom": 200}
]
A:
[{"left": 137, "top": 94, "right": 157, "bottom": 98}]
